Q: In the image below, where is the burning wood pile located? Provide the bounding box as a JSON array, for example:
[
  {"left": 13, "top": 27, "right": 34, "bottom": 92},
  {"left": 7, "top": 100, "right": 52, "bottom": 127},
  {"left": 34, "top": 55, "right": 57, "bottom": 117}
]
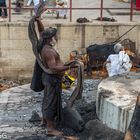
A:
[{"left": 69, "top": 39, "right": 140, "bottom": 79}]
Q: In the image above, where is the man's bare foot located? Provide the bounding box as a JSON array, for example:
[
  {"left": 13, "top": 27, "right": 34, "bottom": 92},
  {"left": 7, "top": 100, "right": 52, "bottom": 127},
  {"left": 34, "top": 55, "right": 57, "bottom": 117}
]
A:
[{"left": 47, "top": 128, "right": 63, "bottom": 136}]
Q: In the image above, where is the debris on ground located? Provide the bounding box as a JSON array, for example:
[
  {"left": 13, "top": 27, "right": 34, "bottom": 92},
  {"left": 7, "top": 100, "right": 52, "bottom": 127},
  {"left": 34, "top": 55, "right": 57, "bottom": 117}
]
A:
[
  {"left": 29, "top": 111, "right": 41, "bottom": 122},
  {"left": 0, "top": 79, "right": 125, "bottom": 139},
  {"left": 76, "top": 17, "right": 90, "bottom": 23},
  {"left": 0, "top": 78, "right": 30, "bottom": 92},
  {"left": 95, "top": 17, "right": 117, "bottom": 22}
]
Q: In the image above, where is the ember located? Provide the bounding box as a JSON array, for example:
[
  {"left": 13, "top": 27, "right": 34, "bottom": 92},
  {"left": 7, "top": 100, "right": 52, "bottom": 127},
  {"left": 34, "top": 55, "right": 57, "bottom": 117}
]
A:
[
  {"left": 0, "top": 78, "right": 30, "bottom": 92},
  {"left": 0, "top": 83, "right": 8, "bottom": 92}
]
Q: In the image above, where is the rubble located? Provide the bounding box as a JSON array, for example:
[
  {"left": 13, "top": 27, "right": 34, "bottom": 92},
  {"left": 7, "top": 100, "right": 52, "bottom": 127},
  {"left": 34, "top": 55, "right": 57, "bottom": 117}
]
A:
[
  {"left": 0, "top": 79, "right": 125, "bottom": 139},
  {"left": 84, "top": 119, "right": 124, "bottom": 140},
  {"left": 29, "top": 111, "right": 41, "bottom": 122},
  {"left": 0, "top": 78, "right": 30, "bottom": 92}
]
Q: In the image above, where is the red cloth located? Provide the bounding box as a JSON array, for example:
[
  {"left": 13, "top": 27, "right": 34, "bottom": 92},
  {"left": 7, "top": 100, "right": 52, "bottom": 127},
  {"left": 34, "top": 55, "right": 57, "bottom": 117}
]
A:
[{"left": 136, "top": 0, "right": 140, "bottom": 10}]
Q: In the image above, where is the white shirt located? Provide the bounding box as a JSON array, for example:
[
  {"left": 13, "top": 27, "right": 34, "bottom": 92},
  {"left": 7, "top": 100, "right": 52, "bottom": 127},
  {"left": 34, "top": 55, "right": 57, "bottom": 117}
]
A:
[
  {"left": 106, "top": 54, "right": 120, "bottom": 77},
  {"left": 56, "top": 0, "right": 68, "bottom": 4},
  {"left": 106, "top": 51, "right": 132, "bottom": 77},
  {"left": 118, "top": 51, "right": 132, "bottom": 73},
  {"left": 55, "top": 0, "right": 68, "bottom": 16}
]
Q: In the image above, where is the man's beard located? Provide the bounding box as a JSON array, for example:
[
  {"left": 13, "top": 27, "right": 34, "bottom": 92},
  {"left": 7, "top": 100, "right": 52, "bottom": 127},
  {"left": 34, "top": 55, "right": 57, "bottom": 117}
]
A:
[
  {"left": 50, "top": 42, "right": 56, "bottom": 46},
  {"left": 50, "top": 38, "right": 57, "bottom": 46}
]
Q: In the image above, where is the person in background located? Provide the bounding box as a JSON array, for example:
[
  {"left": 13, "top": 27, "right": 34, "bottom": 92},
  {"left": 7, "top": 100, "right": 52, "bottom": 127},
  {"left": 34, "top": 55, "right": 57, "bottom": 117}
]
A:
[
  {"left": 55, "top": 0, "right": 67, "bottom": 19},
  {"left": 105, "top": 43, "right": 132, "bottom": 77},
  {"left": 0, "top": 0, "right": 8, "bottom": 18},
  {"left": 27, "top": 0, "right": 46, "bottom": 15}
]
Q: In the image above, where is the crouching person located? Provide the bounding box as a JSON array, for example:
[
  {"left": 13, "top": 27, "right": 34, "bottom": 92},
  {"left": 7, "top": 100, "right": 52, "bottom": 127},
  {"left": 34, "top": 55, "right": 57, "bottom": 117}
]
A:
[
  {"left": 105, "top": 43, "right": 132, "bottom": 77},
  {"left": 55, "top": 0, "right": 68, "bottom": 19}
]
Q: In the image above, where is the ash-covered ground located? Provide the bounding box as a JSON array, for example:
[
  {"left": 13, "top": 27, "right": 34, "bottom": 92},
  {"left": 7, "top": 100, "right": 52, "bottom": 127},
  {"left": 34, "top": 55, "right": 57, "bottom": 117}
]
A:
[
  {"left": 0, "top": 78, "right": 30, "bottom": 87},
  {"left": 0, "top": 79, "right": 124, "bottom": 140}
]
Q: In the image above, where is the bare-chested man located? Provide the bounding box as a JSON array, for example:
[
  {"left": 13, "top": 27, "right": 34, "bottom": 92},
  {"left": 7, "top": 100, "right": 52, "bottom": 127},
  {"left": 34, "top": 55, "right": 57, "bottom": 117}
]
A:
[{"left": 35, "top": 18, "right": 76, "bottom": 136}]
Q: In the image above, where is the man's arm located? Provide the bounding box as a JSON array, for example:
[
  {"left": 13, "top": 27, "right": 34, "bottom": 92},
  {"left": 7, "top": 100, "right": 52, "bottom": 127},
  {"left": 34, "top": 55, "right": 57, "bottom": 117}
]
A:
[
  {"left": 44, "top": 49, "right": 75, "bottom": 73},
  {"left": 103, "top": 56, "right": 111, "bottom": 68},
  {"left": 35, "top": 18, "right": 45, "bottom": 34}
]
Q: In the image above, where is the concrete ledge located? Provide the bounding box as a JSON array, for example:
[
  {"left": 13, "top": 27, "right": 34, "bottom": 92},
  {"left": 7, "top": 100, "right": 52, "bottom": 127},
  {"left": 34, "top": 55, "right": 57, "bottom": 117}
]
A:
[
  {"left": 0, "top": 21, "right": 140, "bottom": 26},
  {"left": 96, "top": 72, "right": 140, "bottom": 133}
]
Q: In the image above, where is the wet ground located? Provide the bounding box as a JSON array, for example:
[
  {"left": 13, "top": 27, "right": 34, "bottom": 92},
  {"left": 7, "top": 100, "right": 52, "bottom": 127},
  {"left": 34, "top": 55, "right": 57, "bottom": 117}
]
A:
[{"left": 0, "top": 79, "right": 124, "bottom": 140}]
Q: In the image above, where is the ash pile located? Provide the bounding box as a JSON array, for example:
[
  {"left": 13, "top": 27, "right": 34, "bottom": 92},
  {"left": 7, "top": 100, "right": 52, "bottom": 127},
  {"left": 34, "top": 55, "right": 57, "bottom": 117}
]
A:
[
  {"left": 26, "top": 79, "right": 124, "bottom": 140},
  {"left": 61, "top": 79, "right": 124, "bottom": 140},
  {"left": 11, "top": 79, "right": 124, "bottom": 140}
]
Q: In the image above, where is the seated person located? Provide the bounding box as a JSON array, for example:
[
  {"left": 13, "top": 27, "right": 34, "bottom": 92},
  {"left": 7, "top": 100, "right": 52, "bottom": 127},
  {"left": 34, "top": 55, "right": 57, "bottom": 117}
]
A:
[
  {"left": 105, "top": 43, "right": 132, "bottom": 77},
  {"left": 55, "top": 0, "right": 68, "bottom": 19}
]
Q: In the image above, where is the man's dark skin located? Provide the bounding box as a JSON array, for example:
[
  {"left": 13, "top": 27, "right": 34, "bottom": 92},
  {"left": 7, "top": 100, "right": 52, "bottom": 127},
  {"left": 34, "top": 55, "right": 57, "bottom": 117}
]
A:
[{"left": 35, "top": 18, "right": 76, "bottom": 136}]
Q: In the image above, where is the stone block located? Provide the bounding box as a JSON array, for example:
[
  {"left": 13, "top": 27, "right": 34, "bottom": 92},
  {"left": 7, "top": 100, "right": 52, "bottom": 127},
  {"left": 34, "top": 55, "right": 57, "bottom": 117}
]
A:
[
  {"left": 96, "top": 73, "right": 140, "bottom": 132},
  {"left": 9, "top": 26, "right": 28, "bottom": 40},
  {"left": 0, "top": 25, "right": 9, "bottom": 40},
  {"left": 60, "top": 25, "right": 75, "bottom": 40},
  {"left": 85, "top": 25, "right": 104, "bottom": 47},
  {"left": 119, "top": 25, "right": 137, "bottom": 43}
]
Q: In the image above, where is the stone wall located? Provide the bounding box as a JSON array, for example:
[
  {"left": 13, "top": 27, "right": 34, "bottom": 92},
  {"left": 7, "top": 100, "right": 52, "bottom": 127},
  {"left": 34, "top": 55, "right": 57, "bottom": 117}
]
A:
[{"left": 0, "top": 22, "right": 140, "bottom": 79}]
